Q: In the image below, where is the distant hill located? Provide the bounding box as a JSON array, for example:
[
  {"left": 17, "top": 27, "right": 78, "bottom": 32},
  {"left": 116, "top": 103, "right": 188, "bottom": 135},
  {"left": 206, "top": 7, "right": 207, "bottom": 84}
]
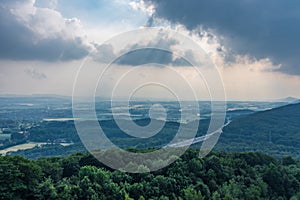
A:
[
  {"left": 217, "top": 103, "right": 300, "bottom": 159},
  {"left": 276, "top": 96, "right": 299, "bottom": 103}
]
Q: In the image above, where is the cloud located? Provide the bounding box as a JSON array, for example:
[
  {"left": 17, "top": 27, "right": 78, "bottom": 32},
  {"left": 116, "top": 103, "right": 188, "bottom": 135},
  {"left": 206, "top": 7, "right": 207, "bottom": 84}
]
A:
[
  {"left": 146, "top": 0, "right": 300, "bottom": 75},
  {"left": 93, "top": 44, "right": 116, "bottom": 64},
  {"left": 93, "top": 33, "right": 193, "bottom": 66},
  {"left": 116, "top": 48, "right": 175, "bottom": 66},
  {"left": 35, "top": 0, "right": 57, "bottom": 9},
  {"left": 24, "top": 68, "right": 47, "bottom": 80},
  {"left": 129, "top": 0, "right": 155, "bottom": 16},
  {"left": 0, "top": 0, "right": 92, "bottom": 61}
]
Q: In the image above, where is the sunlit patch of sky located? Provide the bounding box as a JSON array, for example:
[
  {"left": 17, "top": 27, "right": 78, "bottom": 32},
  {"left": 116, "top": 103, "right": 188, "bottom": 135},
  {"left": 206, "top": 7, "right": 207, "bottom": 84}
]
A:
[{"left": 56, "top": 0, "right": 148, "bottom": 28}]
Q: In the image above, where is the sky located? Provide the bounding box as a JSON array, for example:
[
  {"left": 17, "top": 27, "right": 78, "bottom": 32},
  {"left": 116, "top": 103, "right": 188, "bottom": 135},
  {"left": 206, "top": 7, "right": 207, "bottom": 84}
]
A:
[{"left": 0, "top": 0, "right": 299, "bottom": 101}]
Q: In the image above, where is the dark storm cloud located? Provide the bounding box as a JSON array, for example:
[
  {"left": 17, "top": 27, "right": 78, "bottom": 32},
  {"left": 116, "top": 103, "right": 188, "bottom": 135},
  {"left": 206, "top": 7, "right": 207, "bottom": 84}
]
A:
[
  {"left": 146, "top": 0, "right": 300, "bottom": 75},
  {"left": 0, "top": 3, "right": 90, "bottom": 61}
]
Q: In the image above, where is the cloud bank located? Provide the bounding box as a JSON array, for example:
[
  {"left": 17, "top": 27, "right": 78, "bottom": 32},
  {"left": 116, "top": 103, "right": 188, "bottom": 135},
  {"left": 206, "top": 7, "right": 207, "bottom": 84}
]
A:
[{"left": 146, "top": 0, "right": 300, "bottom": 75}]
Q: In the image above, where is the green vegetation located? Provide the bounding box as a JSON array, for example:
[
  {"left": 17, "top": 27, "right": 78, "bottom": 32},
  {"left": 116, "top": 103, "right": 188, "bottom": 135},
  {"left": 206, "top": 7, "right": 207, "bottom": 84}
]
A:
[
  {"left": 1, "top": 149, "right": 300, "bottom": 199},
  {"left": 28, "top": 121, "right": 79, "bottom": 143},
  {"left": 9, "top": 103, "right": 300, "bottom": 160},
  {"left": 1, "top": 102, "right": 300, "bottom": 199},
  {"left": 216, "top": 103, "right": 300, "bottom": 159}
]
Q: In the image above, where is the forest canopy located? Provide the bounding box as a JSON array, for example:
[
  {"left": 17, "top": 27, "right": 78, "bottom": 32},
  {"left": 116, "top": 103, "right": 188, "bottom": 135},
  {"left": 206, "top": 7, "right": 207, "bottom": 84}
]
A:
[{"left": 1, "top": 149, "right": 300, "bottom": 200}]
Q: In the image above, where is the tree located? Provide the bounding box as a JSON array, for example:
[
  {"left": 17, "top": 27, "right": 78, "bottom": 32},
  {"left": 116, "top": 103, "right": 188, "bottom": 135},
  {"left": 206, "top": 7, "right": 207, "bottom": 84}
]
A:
[
  {"left": 0, "top": 156, "right": 42, "bottom": 199},
  {"left": 78, "top": 166, "right": 122, "bottom": 200},
  {"left": 36, "top": 177, "right": 58, "bottom": 200},
  {"left": 183, "top": 186, "right": 204, "bottom": 200}
]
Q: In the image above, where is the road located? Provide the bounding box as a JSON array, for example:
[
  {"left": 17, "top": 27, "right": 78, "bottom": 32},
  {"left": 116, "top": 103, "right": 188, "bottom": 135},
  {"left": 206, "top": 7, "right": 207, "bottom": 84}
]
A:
[{"left": 165, "top": 119, "right": 231, "bottom": 148}]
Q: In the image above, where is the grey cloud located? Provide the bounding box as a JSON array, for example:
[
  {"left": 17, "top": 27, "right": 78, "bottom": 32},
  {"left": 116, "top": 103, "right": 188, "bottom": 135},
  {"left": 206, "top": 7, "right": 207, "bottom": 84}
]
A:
[
  {"left": 116, "top": 48, "right": 174, "bottom": 66},
  {"left": 0, "top": 1, "right": 90, "bottom": 61},
  {"left": 94, "top": 36, "right": 193, "bottom": 66},
  {"left": 147, "top": 0, "right": 300, "bottom": 75},
  {"left": 116, "top": 35, "right": 179, "bottom": 66},
  {"left": 24, "top": 68, "right": 47, "bottom": 80},
  {"left": 93, "top": 44, "right": 116, "bottom": 64}
]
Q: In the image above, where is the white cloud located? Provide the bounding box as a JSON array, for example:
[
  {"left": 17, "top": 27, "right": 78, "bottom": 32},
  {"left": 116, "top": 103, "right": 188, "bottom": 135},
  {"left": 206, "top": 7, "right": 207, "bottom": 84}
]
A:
[
  {"left": 7, "top": 0, "right": 36, "bottom": 21},
  {"left": 129, "top": 0, "right": 155, "bottom": 16},
  {"left": 0, "top": 0, "right": 93, "bottom": 61},
  {"left": 9, "top": 0, "right": 91, "bottom": 47}
]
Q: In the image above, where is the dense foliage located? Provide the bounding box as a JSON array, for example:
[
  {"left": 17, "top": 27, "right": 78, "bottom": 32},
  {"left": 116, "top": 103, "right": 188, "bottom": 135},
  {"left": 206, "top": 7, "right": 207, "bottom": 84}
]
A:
[
  {"left": 216, "top": 103, "right": 300, "bottom": 159},
  {"left": 1, "top": 149, "right": 300, "bottom": 200}
]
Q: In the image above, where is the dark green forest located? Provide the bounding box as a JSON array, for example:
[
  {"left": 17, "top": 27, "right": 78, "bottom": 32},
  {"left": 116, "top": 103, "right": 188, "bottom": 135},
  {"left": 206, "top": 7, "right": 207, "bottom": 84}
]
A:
[
  {"left": 1, "top": 149, "right": 300, "bottom": 200},
  {"left": 216, "top": 103, "right": 300, "bottom": 159}
]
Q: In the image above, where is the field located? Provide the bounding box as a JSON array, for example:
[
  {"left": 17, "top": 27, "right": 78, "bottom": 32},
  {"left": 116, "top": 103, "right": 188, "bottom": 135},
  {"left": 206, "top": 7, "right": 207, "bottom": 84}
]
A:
[{"left": 0, "top": 142, "right": 46, "bottom": 155}]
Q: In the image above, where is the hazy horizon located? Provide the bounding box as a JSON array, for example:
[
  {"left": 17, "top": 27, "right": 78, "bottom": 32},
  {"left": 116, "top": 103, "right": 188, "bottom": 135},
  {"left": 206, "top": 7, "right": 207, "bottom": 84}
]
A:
[{"left": 0, "top": 93, "right": 299, "bottom": 102}]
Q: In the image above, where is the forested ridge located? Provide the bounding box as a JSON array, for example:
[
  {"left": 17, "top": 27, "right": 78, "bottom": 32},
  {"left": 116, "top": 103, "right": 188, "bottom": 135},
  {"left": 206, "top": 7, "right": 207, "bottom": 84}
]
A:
[
  {"left": 217, "top": 103, "right": 300, "bottom": 159},
  {"left": 1, "top": 149, "right": 300, "bottom": 200}
]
